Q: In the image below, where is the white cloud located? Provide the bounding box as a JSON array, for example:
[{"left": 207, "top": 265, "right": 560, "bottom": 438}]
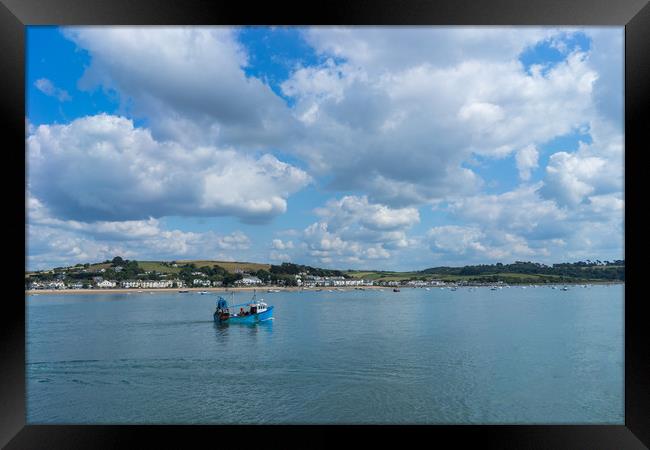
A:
[
  {"left": 271, "top": 239, "right": 294, "bottom": 250},
  {"left": 427, "top": 225, "right": 539, "bottom": 262},
  {"left": 64, "top": 27, "right": 298, "bottom": 149},
  {"left": 448, "top": 183, "right": 569, "bottom": 240},
  {"left": 303, "top": 27, "right": 556, "bottom": 71},
  {"left": 273, "top": 195, "right": 420, "bottom": 267},
  {"left": 515, "top": 145, "right": 539, "bottom": 181},
  {"left": 438, "top": 179, "right": 623, "bottom": 263},
  {"left": 282, "top": 29, "right": 600, "bottom": 207},
  {"left": 27, "top": 195, "right": 253, "bottom": 270},
  {"left": 27, "top": 114, "right": 311, "bottom": 223},
  {"left": 314, "top": 195, "right": 420, "bottom": 231},
  {"left": 34, "top": 78, "right": 71, "bottom": 101}
]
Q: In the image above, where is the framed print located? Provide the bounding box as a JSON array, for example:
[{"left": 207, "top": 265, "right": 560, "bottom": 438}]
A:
[{"left": 2, "top": 0, "right": 649, "bottom": 448}]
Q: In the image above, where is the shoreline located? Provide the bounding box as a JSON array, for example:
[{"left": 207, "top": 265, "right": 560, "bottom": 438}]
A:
[{"left": 26, "top": 281, "right": 624, "bottom": 296}]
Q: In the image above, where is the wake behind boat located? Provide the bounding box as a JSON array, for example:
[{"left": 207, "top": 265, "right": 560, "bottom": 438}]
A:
[{"left": 213, "top": 291, "right": 274, "bottom": 324}]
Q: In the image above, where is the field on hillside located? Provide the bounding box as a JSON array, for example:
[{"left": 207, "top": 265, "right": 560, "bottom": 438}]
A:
[
  {"left": 137, "top": 261, "right": 181, "bottom": 274},
  {"left": 176, "top": 260, "right": 271, "bottom": 273}
]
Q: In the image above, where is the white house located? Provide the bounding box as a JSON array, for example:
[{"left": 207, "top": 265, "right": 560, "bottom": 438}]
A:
[
  {"left": 46, "top": 281, "right": 66, "bottom": 289},
  {"left": 97, "top": 280, "right": 117, "bottom": 288}
]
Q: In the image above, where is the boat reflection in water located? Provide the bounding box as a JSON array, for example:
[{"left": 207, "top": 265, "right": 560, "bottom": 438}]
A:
[{"left": 213, "top": 291, "right": 274, "bottom": 324}]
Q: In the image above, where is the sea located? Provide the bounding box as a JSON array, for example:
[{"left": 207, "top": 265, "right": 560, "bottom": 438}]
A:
[{"left": 26, "top": 284, "right": 624, "bottom": 424}]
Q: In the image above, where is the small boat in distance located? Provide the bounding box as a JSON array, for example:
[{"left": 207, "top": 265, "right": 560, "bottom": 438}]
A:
[
  {"left": 178, "top": 290, "right": 189, "bottom": 293},
  {"left": 214, "top": 291, "right": 273, "bottom": 324},
  {"left": 199, "top": 291, "right": 209, "bottom": 295},
  {"left": 393, "top": 288, "right": 400, "bottom": 292}
]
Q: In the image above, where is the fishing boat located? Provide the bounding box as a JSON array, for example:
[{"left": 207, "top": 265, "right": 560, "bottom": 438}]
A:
[
  {"left": 213, "top": 291, "right": 273, "bottom": 324},
  {"left": 393, "top": 288, "right": 400, "bottom": 292}
]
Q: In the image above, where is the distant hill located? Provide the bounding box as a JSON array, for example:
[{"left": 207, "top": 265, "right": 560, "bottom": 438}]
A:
[{"left": 343, "top": 260, "right": 624, "bottom": 284}]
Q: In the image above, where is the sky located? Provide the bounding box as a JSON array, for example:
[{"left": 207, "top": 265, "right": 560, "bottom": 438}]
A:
[{"left": 26, "top": 26, "right": 624, "bottom": 271}]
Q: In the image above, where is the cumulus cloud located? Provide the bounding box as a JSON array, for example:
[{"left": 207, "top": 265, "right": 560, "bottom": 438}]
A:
[
  {"left": 34, "top": 78, "right": 71, "bottom": 101},
  {"left": 27, "top": 114, "right": 311, "bottom": 223},
  {"left": 427, "top": 225, "right": 539, "bottom": 262},
  {"left": 439, "top": 179, "right": 623, "bottom": 263},
  {"left": 271, "top": 239, "right": 294, "bottom": 250},
  {"left": 64, "top": 27, "right": 299, "bottom": 149},
  {"left": 276, "top": 195, "right": 420, "bottom": 267},
  {"left": 448, "top": 183, "right": 568, "bottom": 240},
  {"left": 540, "top": 118, "right": 622, "bottom": 208},
  {"left": 515, "top": 145, "right": 539, "bottom": 181},
  {"left": 27, "top": 195, "right": 253, "bottom": 270},
  {"left": 314, "top": 195, "right": 420, "bottom": 231},
  {"left": 302, "top": 27, "right": 555, "bottom": 71},
  {"left": 281, "top": 28, "right": 600, "bottom": 207}
]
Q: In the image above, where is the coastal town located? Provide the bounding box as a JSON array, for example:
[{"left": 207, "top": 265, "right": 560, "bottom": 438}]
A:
[{"left": 26, "top": 257, "right": 625, "bottom": 292}]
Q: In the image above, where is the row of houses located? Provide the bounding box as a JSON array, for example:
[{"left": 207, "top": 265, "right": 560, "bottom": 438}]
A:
[
  {"left": 28, "top": 281, "right": 68, "bottom": 290},
  {"left": 120, "top": 280, "right": 182, "bottom": 289},
  {"left": 193, "top": 279, "right": 223, "bottom": 287},
  {"left": 28, "top": 279, "right": 187, "bottom": 289},
  {"left": 296, "top": 275, "right": 375, "bottom": 287},
  {"left": 234, "top": 276, "right": 263, "bottom": 286}
]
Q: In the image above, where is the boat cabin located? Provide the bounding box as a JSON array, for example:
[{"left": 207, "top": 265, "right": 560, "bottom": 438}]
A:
[{"left": 249, "top": 302, "right": 268, "bottom": 314}]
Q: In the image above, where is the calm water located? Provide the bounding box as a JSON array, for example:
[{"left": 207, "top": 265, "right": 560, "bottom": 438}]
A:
[{"left": 26, "top": 285, "right": 624, "bottom": 424}]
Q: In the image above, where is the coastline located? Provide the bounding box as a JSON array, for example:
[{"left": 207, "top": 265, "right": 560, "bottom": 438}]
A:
[
  {"left": 25, "top": 286, "right": 387, "bottom": 295},
  {"left": 25, "top": 281, "right": 623, "bottom": 296}
]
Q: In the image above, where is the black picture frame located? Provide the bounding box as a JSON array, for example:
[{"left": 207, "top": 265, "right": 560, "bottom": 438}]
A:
[{"left": 3, "top": 0, "right": 648, "bottom": 448}]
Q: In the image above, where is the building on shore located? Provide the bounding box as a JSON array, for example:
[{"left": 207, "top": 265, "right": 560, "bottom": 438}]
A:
[
  {"left": 120, "top": 279, "right": 183, "bottom": 289},
  {"left": 235, "top": 276, "right": 263, "bottom": 286}
]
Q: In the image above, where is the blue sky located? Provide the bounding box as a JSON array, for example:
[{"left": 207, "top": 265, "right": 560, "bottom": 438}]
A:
[{"left": 26, "top": 26, "right": 624, "bottom": 271}]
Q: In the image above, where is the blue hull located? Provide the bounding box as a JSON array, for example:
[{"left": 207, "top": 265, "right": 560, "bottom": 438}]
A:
[{"left": 214, "top": 306, "right": 274, "bottom": 324}]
